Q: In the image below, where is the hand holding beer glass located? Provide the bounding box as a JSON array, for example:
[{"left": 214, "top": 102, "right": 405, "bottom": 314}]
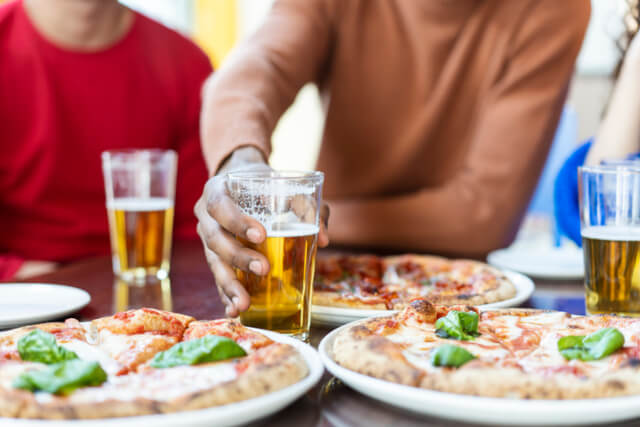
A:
[
  {"left": 580, "top": 165, "right": 640, "bottom": 315},
  {"left": 225, "top": 171, "right": 324, "bottom": 340},
  {"left": 102, "top": 149, "right": 176, "bottom": 283}
]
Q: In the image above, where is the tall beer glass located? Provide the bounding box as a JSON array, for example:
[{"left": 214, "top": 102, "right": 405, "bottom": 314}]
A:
[
  {"left": 579, "top": 164, "right": 640, "bottom": 315},
  {"left": 102, "top": 149, "right": 176, "bottom": 282},
  {"left": 226, "top": 170, "right": 324, "bottom": 340}
]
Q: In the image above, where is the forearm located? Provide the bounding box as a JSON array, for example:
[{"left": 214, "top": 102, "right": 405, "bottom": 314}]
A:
[
  {"left": 588, "top": 57, "right": 640, "bottom": 165},
  {"left": 329, "top": 177, "right": 525, "bottom": 257}
]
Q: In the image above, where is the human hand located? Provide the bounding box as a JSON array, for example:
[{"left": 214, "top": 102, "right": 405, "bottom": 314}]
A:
[{"left": 195, "top": 148, "right": 329, "bottom": 317}]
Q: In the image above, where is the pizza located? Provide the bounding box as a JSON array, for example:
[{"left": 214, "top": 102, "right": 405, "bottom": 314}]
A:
[
  {"left": 332, "top": 299, "right": 640, "bottom": 399},
  {"left": 313, "top": 254, "right": 516, "bottom": 309},
  {"left": 0, "top": 308, "right": 308, "bottom": 419}
]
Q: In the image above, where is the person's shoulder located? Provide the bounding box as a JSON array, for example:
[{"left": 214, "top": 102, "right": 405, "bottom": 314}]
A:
[{"left": 132, "top": 11, "right": 212, "bottom": 75}]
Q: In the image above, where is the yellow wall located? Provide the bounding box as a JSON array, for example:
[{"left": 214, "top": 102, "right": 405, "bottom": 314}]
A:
[{"left": 193, "top": 0, "right": 237, "bottom": 68}]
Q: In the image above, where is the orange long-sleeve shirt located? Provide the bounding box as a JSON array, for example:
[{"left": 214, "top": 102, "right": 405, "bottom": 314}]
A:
[{"left": 202, "top": 0, "right": 590, "bottom": 257}]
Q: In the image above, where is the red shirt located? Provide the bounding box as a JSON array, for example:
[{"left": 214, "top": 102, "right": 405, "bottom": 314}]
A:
[{"left": 0, "top": 1, "right": 211, "bottom": 274}]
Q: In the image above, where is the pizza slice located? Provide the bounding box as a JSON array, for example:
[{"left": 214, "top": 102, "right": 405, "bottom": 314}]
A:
[{"left": 89, "top": 308, "right": 195, "bottom": 375}]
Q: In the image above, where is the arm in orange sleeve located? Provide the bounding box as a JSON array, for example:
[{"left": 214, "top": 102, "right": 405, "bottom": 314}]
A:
[
  {"left": 173, "top": 49, "right": 214, "bottom": 240},
  {"left": 329, "top": 1, "right": 590, "bottom": 257},
  {"left": 200, "top": 0, "right": 335, "bottom": 174}
]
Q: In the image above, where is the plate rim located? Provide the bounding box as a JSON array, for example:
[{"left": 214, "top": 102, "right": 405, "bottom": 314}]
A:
[
  {"left": 318, "top": 320, "right": 640, "bottom": 425},
  {"left": 487, "top": 247, "right": 584, "bottom": 280},
  {"left": 0, "top": 283, "right": 91, "bottom": 328},
  {"left": 0, "top": 328, "right": 324, "bottom": 427},
  {"left": 311, "top": 270, "right": 535, "bottom": 326}
]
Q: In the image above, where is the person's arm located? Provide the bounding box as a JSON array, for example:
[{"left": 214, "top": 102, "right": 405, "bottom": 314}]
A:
[
  {"left": 196, "top": 0, "right": 334, "bottom": 316},
  {"left": 329, "top": 1, "right": 590, "bottom": 257},
  {"left": 172, "top": 48, "right": 213, "bottom": 240},
  {"left": 586, "top": 35, "right": 640, "bottom": 165},
  {"left": 200, "top": 0, "right": 335, "bottom": 174}
]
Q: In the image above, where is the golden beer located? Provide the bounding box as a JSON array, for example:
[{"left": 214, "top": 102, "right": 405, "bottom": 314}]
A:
[
  {"left": 583, "top": 226, "right": 640, "bottom": 316},
  {"left": 236, "top": 223, "right": 318, "bottom": 338},
  {"left": 107, "top": 197, "right": 174, "bottom": 281}
]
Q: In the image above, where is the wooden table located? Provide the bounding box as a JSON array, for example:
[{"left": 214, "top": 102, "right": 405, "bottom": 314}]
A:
[{"left": 24, "top": 240, "right": 592, "bottom": 427}]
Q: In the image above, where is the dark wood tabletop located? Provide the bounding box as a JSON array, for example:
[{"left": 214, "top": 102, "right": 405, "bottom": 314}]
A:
[{"left": 20, "top": 240, "right": 595, "bottom": 427}]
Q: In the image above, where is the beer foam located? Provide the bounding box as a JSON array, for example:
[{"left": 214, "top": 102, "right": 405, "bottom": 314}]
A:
[
  {"left": 582, "top": 226, "right": 640, "bottom": 241},
  {"left": 107, "top": 197, "right": 174, "bottom": 211},
  {"left": 266, "top": 222, "right": 319, "bottom": 237}
]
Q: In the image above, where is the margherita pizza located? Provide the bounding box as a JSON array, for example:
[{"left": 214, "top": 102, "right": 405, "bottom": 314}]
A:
[
  {"left": 314, "top": 254, "right": 516, "bottom": 309},
  {"left": 0, "top": 308, "right": 308, "bottom": 419},
  {"left": 333, "top": 299, "right": 640, "bottom": 399}
]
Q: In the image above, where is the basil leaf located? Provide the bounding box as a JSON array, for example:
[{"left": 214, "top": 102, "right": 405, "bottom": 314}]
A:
[
  {"left": 18, "top": 329, "right": 78, "bottom": 364},
  {"left": 431, "top": 344, "right": 476, "bottom": 368},
  {"left": 13, "top": 360, "right": 107, "bottom": 395},
  {"left": 150, "top": 335, "right": 247, "bottom": 368},
  {"left": 558, "top": 327, "right": 625, "bottom": 361},
  {"left": 435, "top": 311, "right": 480, "bottom": 341}
]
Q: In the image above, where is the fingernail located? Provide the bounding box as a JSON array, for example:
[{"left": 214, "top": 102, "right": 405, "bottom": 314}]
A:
[
  {"left": 249, "top": 260, "right": 262, "bottom": 275},
  {"left": 232, "top": 296, "right": 240, "bottom": 306},
  {"left": 246, "top": 228, "right": 261, "bottom": 243}
]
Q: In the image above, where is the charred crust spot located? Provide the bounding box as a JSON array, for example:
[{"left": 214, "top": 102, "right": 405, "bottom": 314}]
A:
[
  {"left": 627, "top": 358, "right": 640, "bottom": 368},
  {"left": 409, "top": 299, "right": 434, "bottom": 314},
  {"left": 351, "top": 325, "right": 374, "bottom": 339},
  {"left": 606, "top": 380, "right": 626, "bottom": 390}
]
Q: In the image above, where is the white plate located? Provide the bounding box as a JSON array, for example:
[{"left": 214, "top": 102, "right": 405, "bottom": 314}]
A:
[
  {"left": 319, "top": 322, "right": 640, "bottom": 426},
  {"left": 1, "top": 329, "right": 324, "bottom": 427},
  {"left": 311, "top": 270, "right": 535, "bottom": 327},
  {"left": 0, "top": 284, "right": 91, "bottom": 329},
  {"left": 487, "top": 245, "right": 584, "bottom": 280}
]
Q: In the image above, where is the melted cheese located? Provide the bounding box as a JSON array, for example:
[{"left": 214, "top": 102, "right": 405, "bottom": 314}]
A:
[
  {"left": 60, "top": 340, "right": 122, "bottom": 376},
  {"left": 68, "top": 362, "right": 238, "bottom": 403}
]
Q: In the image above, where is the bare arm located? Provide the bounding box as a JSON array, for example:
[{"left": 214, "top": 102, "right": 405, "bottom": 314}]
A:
[
  {"left": 586, "top": 36, "right": 640, "bottom": 165},
  {"left": 329, "top": 1, "right": 589, "bottom": 257}
]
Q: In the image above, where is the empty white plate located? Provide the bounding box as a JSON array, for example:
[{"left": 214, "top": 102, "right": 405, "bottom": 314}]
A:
[
  {"left": 0, "top": 284, "right": 91, "bottom": 329},
  {"left": 487, "top": 245, "right": 584, "bottom": 280}
]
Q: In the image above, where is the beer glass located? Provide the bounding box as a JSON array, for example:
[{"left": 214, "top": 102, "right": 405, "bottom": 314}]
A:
[
  {"left": 102, "top": 149, "right": 176, "bottom": 282},
  {"left": 226, "top": 170, "right": 324, "bottom": 340},
  {"left": 579, "top": 164, "right": 640, "bottom": 315}
]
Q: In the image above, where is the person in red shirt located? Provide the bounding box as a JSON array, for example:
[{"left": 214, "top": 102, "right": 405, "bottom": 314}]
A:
[{"left": 0, "top": 0, "right": 211, "bottom": 279}]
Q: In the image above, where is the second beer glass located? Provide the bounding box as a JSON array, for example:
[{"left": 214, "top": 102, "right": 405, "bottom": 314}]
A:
[
  {"left": 580, "top": 164, "right": 640, "bottom": 315},
  {"left": 227, "top": 170, "right": 324, "bottom": 340}
]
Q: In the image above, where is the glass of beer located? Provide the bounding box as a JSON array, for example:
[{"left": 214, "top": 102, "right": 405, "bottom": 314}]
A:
[
  {"left": 101, "top": 149, "right": 176, "bottom": 283},
  {"left": 580, "top": 164, "right": 640, "bottom": 315},
  {"left": 226, "top": 170, "right": 324, "bottom": 340}
]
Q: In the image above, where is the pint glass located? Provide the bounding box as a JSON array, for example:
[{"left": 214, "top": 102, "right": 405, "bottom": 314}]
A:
[
  {"left": 579, "top": 165, "right": 640, "bottom": 315},
  {"left": 226, "top": 170, "right": 324, "bottom": 340},
  {"left": 102, "top": 149, "right": 176, "bottom": 282}
]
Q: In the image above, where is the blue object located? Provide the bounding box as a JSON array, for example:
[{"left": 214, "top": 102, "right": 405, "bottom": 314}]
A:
[
  {"left": 553, "top": 140, "right": 591, "bottom": 246},
  {"left": 553, "top": 141, "right": 640, "bottom": 246}
]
